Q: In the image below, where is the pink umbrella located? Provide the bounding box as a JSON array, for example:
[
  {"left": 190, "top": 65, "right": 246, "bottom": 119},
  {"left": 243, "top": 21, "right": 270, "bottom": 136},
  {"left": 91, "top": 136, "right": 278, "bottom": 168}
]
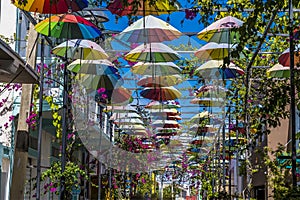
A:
[
  {"left": 278, "top": 44, "right": 300, "bottom": 67},
  {"left": 197, "top": 16, "right": 244, "bottom": 43}
]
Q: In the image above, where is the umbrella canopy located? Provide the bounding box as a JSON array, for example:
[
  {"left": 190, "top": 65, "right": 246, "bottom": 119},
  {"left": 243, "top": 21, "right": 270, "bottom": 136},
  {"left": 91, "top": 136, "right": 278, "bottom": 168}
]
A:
[
  {"left": 140, "top": 86, "right": 181, "bottom": 101},
  {"left": 34, "top": 14, "right": 101, "bottom": 39},
  {"left": 194, "top": 85, "right": 227, "bottom": 98},
  {"left": 12, "top": 0, "right": 88, "bottom": 14},
  {"left": 194, "top": 60, "right": 244, "bottom": 79},
  {"left": 278, "top": 44, "right": 300, "bottom": 67},
  {"left": 110, "top": 112, "right": 142, "bottom": 120},
  {"left": 119, "top": 124, "right": 146, "bottom": 131},
  {"left": 97, "top": 87, "right": 132, "bottom": 105},
  {"left": 113, "top": 118, "right": 144, "bottom": 125},
  {"left": 137, "top": 74, "right": 182, "bottom": 87},
  {"left": 115, "top": 15, "right": 182, "bottom": 43},
  {"left": 190, "top": 111, "right": 210, "bottom": 120},
  {"left": 145, "top": 100, "right": 180, "bottom": 109},
  {"left": 149, "top": 108, "right": 180, "bottom": 115},
  {"left": 197, "top": 16, "right": 243, "bottom": 43},
  {"left": 52, "top": 39, "right": 108, "bottom": 60},
  {"left": 67, "top": 59, "right": 118, "bottom": 75},
  {"left": 195, "top": 42, "right": 246, "bottom": 60},
  {"left": 131, "top": 62, "right": 181, "bottom": 76},
  {"left": 107, "top": 0, "right": 180, "bottom": 16},
  {"left": 78, "top": 73, "right": 122, "bottom": 91},
  {"left": 151, "top": 120, "right": 180, "bottom": 129},
  {"left": 125, "top": 43, "right": 180, "bottom": 62},
  {"left": 267, "top": 63, "right": 291, "bottom": 78},
  {"left": 190, "top": 97, "right": 225, "bottom": 107},
  {"left": 105, "top": 105, "right": 138, "bottom": 113}
]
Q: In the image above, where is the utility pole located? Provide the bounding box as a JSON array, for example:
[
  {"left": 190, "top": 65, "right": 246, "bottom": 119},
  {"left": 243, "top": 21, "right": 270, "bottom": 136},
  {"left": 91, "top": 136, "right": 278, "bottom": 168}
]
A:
[
  {"left": 10, "top": 23, "right": 38, "bottom": 199},
  {"left": 288, "top": 0, "right": 297, "bottom": 188}
]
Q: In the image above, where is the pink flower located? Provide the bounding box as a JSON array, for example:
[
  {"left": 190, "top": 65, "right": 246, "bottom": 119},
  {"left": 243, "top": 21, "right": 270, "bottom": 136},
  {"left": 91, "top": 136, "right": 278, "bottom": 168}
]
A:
[
  {"left": 67, "top": 133, "right": 74, "bottom": 139},
  {"left": 101, "top": 94, "right": 108, "bottom": 99},
  {"left": 97, "top": 88, "right": 106, "bottom": 94},
  {"left": 141, "top": 178, "right": 146, "bottom": 184},
  {"left": 9, "top": 115, "right": 14, "bottom": 121},
  {"left": 50, "top": 187, "right": 57, "bottom": 192},
  {"left": 4, "top": 123, "right": 8, "bottom": 129}
]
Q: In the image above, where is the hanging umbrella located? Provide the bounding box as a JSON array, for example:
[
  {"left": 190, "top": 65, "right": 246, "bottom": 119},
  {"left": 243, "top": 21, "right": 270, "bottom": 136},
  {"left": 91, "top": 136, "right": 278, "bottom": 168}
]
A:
[
  {"left": 68, "top": 59, "right": 118, "bottom": 75},
  {"left": 12, "top": 0, "right": 88, "bottom": 14},
  {"left": 109, "top": 87, "right": 132, "bottom": 105},
  {"left": 110, "top": 112, "right": 141, "bottom": 120},
  {"left": 140, "top": 86, "right": 181, "bottom": 101},
  {"left": 107, "top": 0, "right": 180, "bottom": 16},
  {"left": 278, "top": 44, "right": 300, "bottom": 67},
  {"left": 149, "top": 108, "right": 180, "bottom": 115},
  {"left": 190, "top": 97, "right": 225, "bottom": 107},
  {"left": 145, "top": 100, "right": 180, "bottom": 109},
  {"left": 267, "top": 63, "right": 292, "bottom": 78},
  {"left": 115, "top": 15, "right": 182, "bottom": 43},
  {"left": 52, "top": 39, "right": 108, "bottom": 60},
  {"left": 34, "top": 14, "right": 101, "bottom": 39},
  {"left": 125, "top": 43, "right": 180, "bottom": 62},
  {"left": 91, "top": 87, "right": 132, "bottom": 105},
  {"left": 137, "top": 74, "right": 182, "bottom": 87},
  {"left": 197, "top": 16, "right": 243, "bottom": 43},
  {"left": 194, "top": 85, "right": 227, "bottom": 98},
  {"left": 167, "top": 115, "right": 182, "bottom": 120},
  {"left": 195, "top": 42, "right": 247, "bottom": 60},
  {"left": 194, "top": 60, "right": 244, "bottom": 79},
  {"left": 131, "top": 62, "right": 181, "bottom": 76},
  {"left": 113, "top": 118, "right": 144, "bottom": 125},
  {"left": 119, "top": 124, "right": 146, "bottom": 134},
  {"left": 151, "top": 120, "right": 180, "bottom": 129},
  {"left": 105, "top": 105, "right": 138, "bottom": 113},
  {"left": 78, "top": 73, "right": 122, "bottom": 91}
]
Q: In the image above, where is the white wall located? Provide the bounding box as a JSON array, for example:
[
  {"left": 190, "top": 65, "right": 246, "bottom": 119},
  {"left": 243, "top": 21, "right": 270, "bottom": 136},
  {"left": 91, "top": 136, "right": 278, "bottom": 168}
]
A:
[{"left": 0, "top": 0, "right": 17, "bottom": 49}]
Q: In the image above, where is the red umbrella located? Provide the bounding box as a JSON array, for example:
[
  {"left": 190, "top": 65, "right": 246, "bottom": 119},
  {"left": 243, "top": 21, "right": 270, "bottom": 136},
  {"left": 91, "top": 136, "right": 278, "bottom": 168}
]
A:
[
  {"left": 12, "top": 0, "right": 88, "bottom": 14},
  {"left": 278, "top": 44, "right": 300, "bottom": 67},
  {"left": 107, "top": 0, "right": 180, "bottom": 17},
  {"left": 140, "top": 86, "right": 181, "bottom": 101}
]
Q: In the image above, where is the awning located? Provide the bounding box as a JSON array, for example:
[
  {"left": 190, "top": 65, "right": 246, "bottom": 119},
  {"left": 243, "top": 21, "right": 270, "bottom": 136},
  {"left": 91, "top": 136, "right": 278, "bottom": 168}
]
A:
[{"left": 0, "top": 39, "right": 38, "bottom": 84}]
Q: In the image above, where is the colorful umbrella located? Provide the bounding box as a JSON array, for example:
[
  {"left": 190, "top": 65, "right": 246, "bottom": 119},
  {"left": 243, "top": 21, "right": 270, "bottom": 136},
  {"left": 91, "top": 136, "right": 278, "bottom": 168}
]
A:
[
  {"left": 67, "top": 59, "right": 118, "bottom": 75},
  {"left": 151, "top": 120, "right": 180, "bottom": 129},
  {"left": 107, "top": 0, "right": 180, "bottom": 16},
  {"left": 149, "top": 108, "right": 180, "bottom": 115},
  {"left": 195, "top": 42, "right": 247, "bottom": 60},
  {"left": 278, "top": 44, "right": 300, "bottom": 67},
  {"left": 105, "top": 105, "right": 138, "bottom": 113},
  {"left": 194, "top": 60, "right": 244, "bottom": 79},
  {"left": 145, "top": 100, "right": 180, "bottom": 109},
  {"left": 131, "top": 62, "right": 181, "bottom": 76},
  {"left": 107, "top": 87, "right": 132, "bottom": 105},
  {"left": 115, "top": 15, "right": 182, "bottom": 43},
  {"left": 110, "top": 112, "right": 142, "bottom": 120},
  {"left": 137, "top": 74, "right": 182, "bottom": 87},
  {"left": 78, "top": 73, "right": 122, "bottom": 90},
  {"left": 125, "top": 43, "right": 180, "bottom": 62},
  {"left": 52, "top": 39, "right": 108, "bottom": 60},
  {"left": 140, "top": 86, "right": 181, "bottom": 101},
  {"left": 267, "top": 63, "right": 291, "bottom": 78},
  {"left": 12, "top": 0, "right": 88, "bottom": 14},
  {"left": 197, "top": 16, "right": 243, "bottom": 43},
  {"left": 194, "top": 85, "right": 227, "bottom": 98},
  {"left": 113, "top": 118, "right": 144, "bottom": 125},
  {"left": 34, "top": 14, "right": 101, "bottom": 39},
  {"left": 190, "top": 97, "right": 225, "bottom": 107}
]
